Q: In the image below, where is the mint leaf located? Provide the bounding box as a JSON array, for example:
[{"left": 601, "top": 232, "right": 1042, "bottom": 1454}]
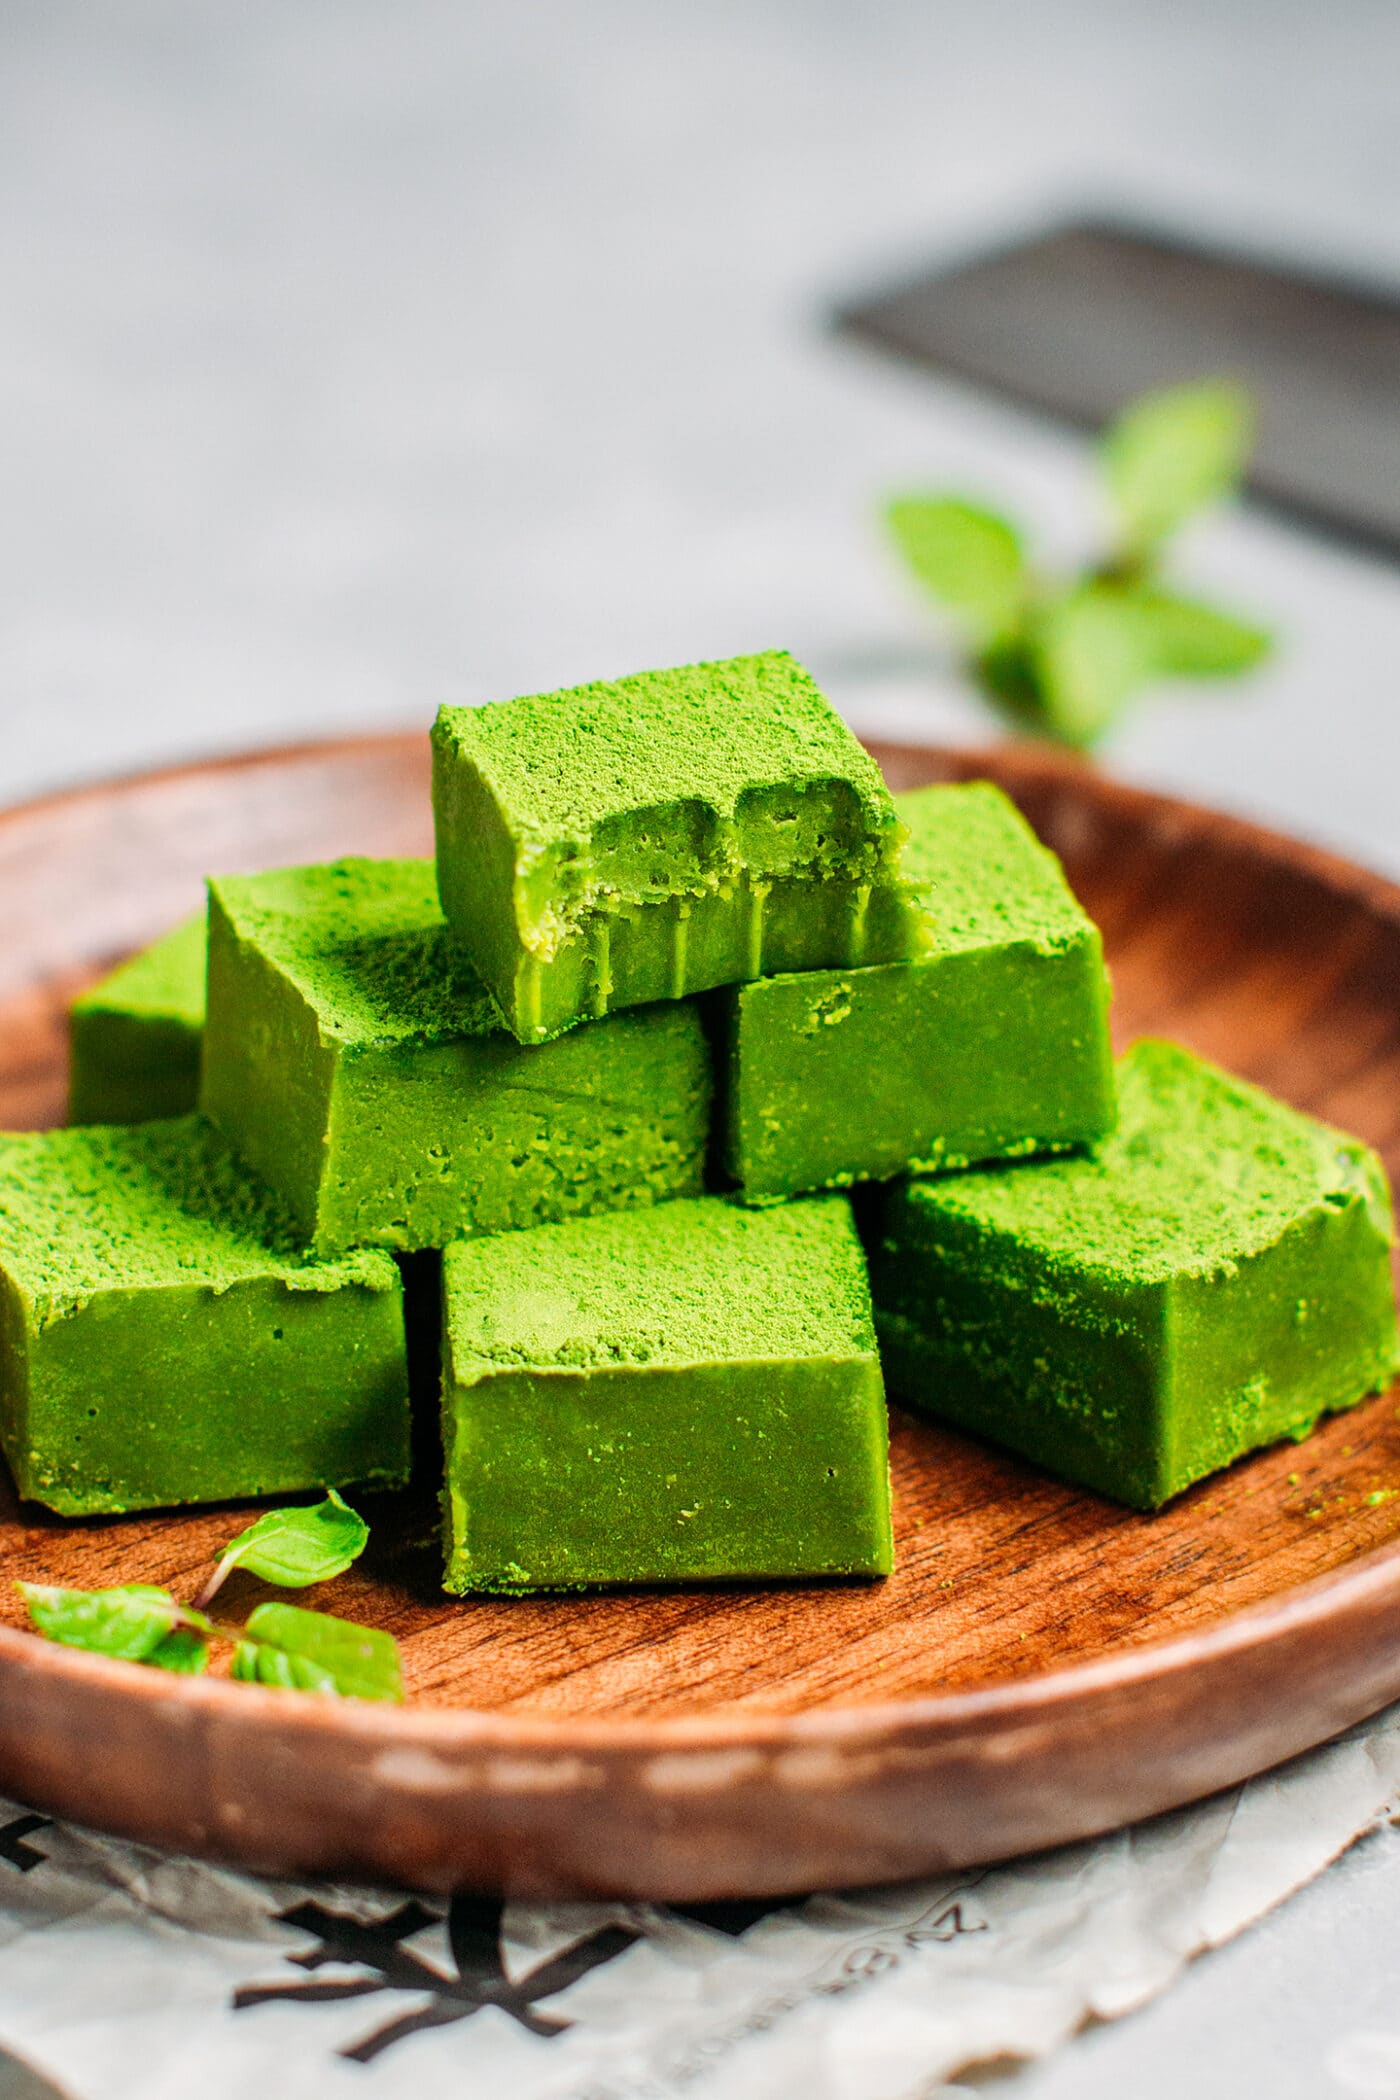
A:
[
  {"left": 147, "top": 1627, "right": 210, "bottom": 1675},
  {"left": 17, "top": 1582, "right": 212, "bottom": 1664},
  {"left": 975, "top": 635, "right": 1047, "bottom": 734},
  {"left": 1019, "top": 579, "right": 1270, "bottom": 746},
  {"left": 1030, "top": 583, "right": 1156, "bottom": 747},
  {"left": 230, "top": 1639, "right": 338, "bottom": 1694},
  {"left": 229, "top": 1601, "right": 404, "bottom": 1702},
  {"left": 1124, "top": 588, "right": 1271, "bottom": 676},
  {"left": 1102, "top": 380, "right": 1253, "bottom": 555},
  {"left": 885, "top": 496, "right": 1026, "bottom": 637},
  {"left": 201, "top": 1491, "right": 369, "bottom": 1605}
]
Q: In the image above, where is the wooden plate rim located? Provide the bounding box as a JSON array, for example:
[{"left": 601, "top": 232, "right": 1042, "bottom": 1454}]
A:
[
  {"left": 8, "top": 727, "right": 1399, "bottom": 930},
  {"left": 3, "top": 1532, "right": 1400, "bottom": 1752}
]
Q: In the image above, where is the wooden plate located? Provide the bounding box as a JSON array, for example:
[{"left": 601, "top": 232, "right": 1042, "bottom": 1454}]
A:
[{"left": 3, "top": 732, "right": 1400, "bottom": 1900}]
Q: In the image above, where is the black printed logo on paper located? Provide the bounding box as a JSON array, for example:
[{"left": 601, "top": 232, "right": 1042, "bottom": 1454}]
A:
[
  {"left": 235, "top": 1895, "right": 640, "bottom": 2063},
  {"left": 0, "top": 1816, "right": 51, "bottom": 1875},
  {"left": 672, "top": 1896, "right": 804, "bottom": 1938},
  {"left": 905, "top": 1897, "right": 986, "bottom": 1944}
]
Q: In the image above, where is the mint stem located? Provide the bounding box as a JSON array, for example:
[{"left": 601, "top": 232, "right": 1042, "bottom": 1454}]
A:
[{"left": 191, "top": 1553, "right": 239, "bottom": 1612}]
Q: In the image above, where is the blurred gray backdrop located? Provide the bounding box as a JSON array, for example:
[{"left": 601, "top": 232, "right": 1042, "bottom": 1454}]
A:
[{"left": 3, "top": 0, "right": 1400, "bottom": 871}]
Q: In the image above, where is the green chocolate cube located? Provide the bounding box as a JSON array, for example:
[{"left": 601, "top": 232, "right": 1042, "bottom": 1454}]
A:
[
  {"left": 69, "top": 912, "right": 206, "bottom": 1125},
  {"left": 0, "top": 1116, "right": 410, "bottom": 1516},
  {"left": 201, "top": 858, "right": 711, "bottom": 1257},
  {"left": 441, "top": 1194, "right": 893, "bottom": 1591},
  {"left": 431, "top": 650, "right": 928, "bottom": 1045},
  {"left": 720, "top": 782, "right": 1115, "bottom": 1200},
  {"left": 870, "top": 1039, "right": 1400, "bottom": 1508}
]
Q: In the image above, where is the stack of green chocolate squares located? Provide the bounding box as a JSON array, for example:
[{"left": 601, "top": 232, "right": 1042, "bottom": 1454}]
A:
[{"left": 6, "top": 648, "right": 1396, "bottom": 1596}]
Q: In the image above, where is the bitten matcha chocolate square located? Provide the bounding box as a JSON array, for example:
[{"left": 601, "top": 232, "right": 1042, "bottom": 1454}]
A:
[
  {"left": 201, "top": 858, "right": 710, "bottom": 1257},
  {"left": 431, "top": 650, "right": 928, "bottom": 1044},
  {"left": 69, "top": 911, "right": 206, "bottom": 1125},
  {"left": 0, "top": 1117, "right": 410, "bottom": 1516},
  {"left": 441, "top": 1194, "right": 893, "bottom": 1591},
  {"left": 870, "top": 1039, "right": 1400, "bottom": 1509},
  {"left": 720, "top": 782, "right": 1115, "bottom": 1200}
]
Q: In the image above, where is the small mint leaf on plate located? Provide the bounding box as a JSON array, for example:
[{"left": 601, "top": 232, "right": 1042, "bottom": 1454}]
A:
[
  {"left": 201, "top": 1490, "right": 369, "bottom": 1604},
  {"left": 229, "top": 1601, "right": 403, "bottom": 1702},
  {"left": 1102, "top": 379, "right": 1253, "bottom": 556},
  {"left": 230, "top": 1640, "right": 338, "bottom": 1694},
  {"left": 147, "top": 1626, "right": 211, "bottom": 1675},
  {"left": 17, "top": 1582, "right": 202, "bottom": 1664},
  {"left": 885, "top": 496, "right": 1027, "bottom": 637}
]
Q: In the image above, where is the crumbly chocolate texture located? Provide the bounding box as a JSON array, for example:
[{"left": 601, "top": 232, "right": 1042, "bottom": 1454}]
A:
[
  {"left": 0, "top": 1116, "right": 410, "bottom": 1516},
  {"left": 441, "top": 1194, "right": 893, "bottom": 1591},
  {"left": 720, "top": 782, "right": 1115, "bottom": 1199},
  {"left": 870, "top": 1039, "right": 1400, "bottom": 1508},
  {"left": 431, "top": 649, "right": 929, "bottom": 1044},
  {"left": 201, "top": 857, "right": 711, "bottom": 1257},
  {"left": 68, "top": 911, "right": 207, "bottom": 1125}
]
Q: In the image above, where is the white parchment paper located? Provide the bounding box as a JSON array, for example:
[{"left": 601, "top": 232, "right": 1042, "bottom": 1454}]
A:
[{"left": 2, "top": 1703, "right": 1399, "bottom": 2100}]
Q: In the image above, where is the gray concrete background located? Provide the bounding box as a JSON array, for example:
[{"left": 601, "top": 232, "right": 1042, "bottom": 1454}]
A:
[
  {"left": 5, "top": 1, "right": 1400, "bottom": 870},
  {"left": 4, "top": 3, "right": 1400, "bottom": 2091}
]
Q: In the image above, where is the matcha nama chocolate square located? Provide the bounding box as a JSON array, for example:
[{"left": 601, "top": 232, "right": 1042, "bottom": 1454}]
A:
[
  {"left": 440, "top": 1193, "right": 893, "bottom": 1591},
  {"left": 431, "top": 650, "right": 928, "bottom": 1045},
  {"left": 69, "top": 910, "right": 207, "bottom": 1126},
  {"left": 870, "top": 1039, "right": 1400, "bottom": 1509},
  {"left": 0, "top": 1116, "right": 410, "bottom": 1516},
  {"left": 720, "top": 782, "right": 1115, "bottom": 1200},
  {"left": 201, "top": 858, "right": 711, "bottom": 1257}
]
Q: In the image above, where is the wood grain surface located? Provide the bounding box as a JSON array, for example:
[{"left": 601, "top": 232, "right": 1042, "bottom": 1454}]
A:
[{"left": 3, "top": 731, "right": 1400, "bottom": 1897}]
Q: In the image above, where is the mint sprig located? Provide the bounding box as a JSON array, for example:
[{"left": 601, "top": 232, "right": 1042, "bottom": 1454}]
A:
[
  {"left": 885, "top": 377, "right": 1271, "bottom": 749},
  {"left": 17, "top": 1583, "right": 212, "bottom": 1664},
  {"left": 16, "top": 1493, "right": 401, "bottom": 1702},
  {"left": 231, "top": 1602, "right": 403, "bottom": 1702},
  {"left": 196, "top": 1489, "right": 370, "bottom": 1607}
]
